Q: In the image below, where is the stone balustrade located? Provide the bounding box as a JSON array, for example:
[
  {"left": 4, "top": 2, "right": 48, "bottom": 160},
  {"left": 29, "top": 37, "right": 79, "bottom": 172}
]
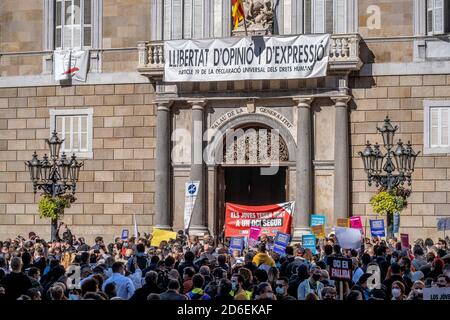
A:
[{"left": 137, "top": 33, "right": 362, "bottom": 79}]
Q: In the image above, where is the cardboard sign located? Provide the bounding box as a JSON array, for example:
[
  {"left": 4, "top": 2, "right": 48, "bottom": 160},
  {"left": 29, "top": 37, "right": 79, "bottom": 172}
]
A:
[
  {"left": 150, "top": 228, "right": 177, "bottom": 247},
  {"left": 393, "top": 212, "right": 400, "bottom": 234},
  {"left": 329, "top": 257, "right": 353, "bottom": 281},
  {"left": 437, "top": 217, "right": 450, "bottom": 231},
  {"left": 311, "top": 224, "right": 325, "bottom": 239},
  {"left": 273, "top": 232, "right": 291, "bottom": 255},
  {"left": 302, "top": 234, "right": 317, "bottom": 254},
  {"left": 121, "top": 229, "right": 129, "bottom": 240},
  {"left": 350, "top": 216, "right": 363, "bottom": 230},
  {"left": 225, "top": 202, "right": 294, "bottom": 237},
  {"left": 423, "top": 287, "right": 450, "bottom": 300},
  {"left": 311, "top": 214, "right": 326, "bottom": 227},
  {"left": 229, "top": 237, "right": 244, "bottom": 254},
  {"left": 335, "top": 227, "right": 362, "bottom": 249},
  {"left": 400, "top": 233, "right": 409, "bottom": 249},
  {"left": 369, "top": 219, "right": 386, "bottom": 238},
  {"left": 337, "top": 218, "right": 349, "bottom": 228}
]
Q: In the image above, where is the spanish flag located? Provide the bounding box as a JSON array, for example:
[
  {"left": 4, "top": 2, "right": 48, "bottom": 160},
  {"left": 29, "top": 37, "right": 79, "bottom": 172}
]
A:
[{"left": 232, "top": 0, "right": 245, "bottom": 30}]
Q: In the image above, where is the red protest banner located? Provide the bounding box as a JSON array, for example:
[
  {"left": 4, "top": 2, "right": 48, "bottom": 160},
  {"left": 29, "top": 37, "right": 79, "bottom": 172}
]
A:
[{"left": 225, "top": 202, "right": 294, "bottom": 237}]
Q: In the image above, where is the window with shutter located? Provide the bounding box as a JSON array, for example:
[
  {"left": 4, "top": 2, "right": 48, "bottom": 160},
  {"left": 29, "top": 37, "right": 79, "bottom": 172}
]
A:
[
  {"left": 426, "top": 0, "right": 449, "bottom": 35},
  {"left": 424, "top": 101, "right": 450, "bottom": 154},
  {"left": 193, "top": 0, "right": 203, "bottom": 39},
  {"left": 184, "top": 0, "right": 193, "bottom": 39},
  {"left": 55, "top": 0, "right": 92, "bottom": 49},
  {"left": 325, "top": 0, "right": 334, "bottom": 33},
  {"left": 50, "top": 109, "right": 93, "bottom": 159},
  {"left": 313, "top": 0, "right": 325, "bottom": 33}
]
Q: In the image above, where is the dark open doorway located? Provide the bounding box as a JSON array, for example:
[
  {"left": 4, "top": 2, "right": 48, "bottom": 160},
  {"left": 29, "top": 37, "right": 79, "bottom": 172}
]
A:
[{"left": 224, "top": 166, "right": 287, "bottom": 205}]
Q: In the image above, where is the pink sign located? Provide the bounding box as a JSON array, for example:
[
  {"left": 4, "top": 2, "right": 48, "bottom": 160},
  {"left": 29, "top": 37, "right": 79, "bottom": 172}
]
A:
[
  {"left": 350, "top": 216, "right": 364, "bottom": 234},
  {"left": 400, "top": 233, "right": 409, "bottom": 249},
  {"left": 248, "top": 226, "right": 261, "bottom": 248},
  {"left": 249, "top": 226, "right": 261, "bottom": 240}
]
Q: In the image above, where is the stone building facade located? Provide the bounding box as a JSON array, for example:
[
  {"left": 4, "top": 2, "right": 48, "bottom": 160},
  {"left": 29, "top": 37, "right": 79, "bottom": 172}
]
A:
[{"left": 1, "top": 0, "right": 450, "bottom": 242}]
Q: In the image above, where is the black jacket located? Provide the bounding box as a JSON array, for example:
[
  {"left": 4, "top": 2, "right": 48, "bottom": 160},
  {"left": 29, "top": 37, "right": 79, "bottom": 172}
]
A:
[
  {"left": 160, "top": 289, "right": 187, "bottom": 300},
  {"left": 129, "top": 283, "right": 162, "bottom": 301},
  {"left": 2, "top": 272, "right": 32, "bottom": 300}
]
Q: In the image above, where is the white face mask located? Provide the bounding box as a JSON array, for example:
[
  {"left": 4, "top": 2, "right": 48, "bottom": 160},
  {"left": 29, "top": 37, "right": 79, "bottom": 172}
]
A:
[
  {"left": 392, "top": 288, "right": 401, "bottom": 298},
  {"left": 266, "top": 293, "right": 274, "bottom": 300}
]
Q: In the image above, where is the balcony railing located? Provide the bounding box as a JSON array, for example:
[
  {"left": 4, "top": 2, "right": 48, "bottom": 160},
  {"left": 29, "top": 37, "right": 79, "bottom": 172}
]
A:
[{"left": 137, "top": 33, "right": 362, "bottom": 80}]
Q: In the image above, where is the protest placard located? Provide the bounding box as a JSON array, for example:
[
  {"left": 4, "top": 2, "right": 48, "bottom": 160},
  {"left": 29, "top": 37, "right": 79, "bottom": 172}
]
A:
[
  {"left": 369, "top": 219, "right": 386, "bottom": 238},
  {"left": 437, "top": 217, "right": 450, "bottom": 231},
  {"left": 248, "top": 226, "right": 261, "bottom": 248},
  {"left": 337, "top": 218, "right": 349, "bottom": 228},
  {"left": 302, "top": 234, "right": 316, "bottom": 254},
  {"left": 229, "top": 237, "right": 244, "bottom": 254},
  {"left": 423, "top": 287, "right": 450, "bottom": 300},
  {"left": 273, "top": 232, "right": 291, "bottom": 255},
  {"left": 335, "top": 227, "right": 362, "bottom": 249},
  {"left": 329, "top": 257, "right": 353, "bottom": 281},
  {"left": 121, "top": 229, "right": 129, "bottom": 240},
  {"left": 350, "top": 216, "right": 363, "bottom": 232},
  {"left": 311, "top": 224, "right": 325, "bottom": 239},
  {"left": 151, "top": 228, "right": 177, "bottom": 247},
  {"left": 400, "top": 233, "right": 409, "bottom": 249},
  {"left": 311, "top": 214, "right": 326, "bottom": 227}
]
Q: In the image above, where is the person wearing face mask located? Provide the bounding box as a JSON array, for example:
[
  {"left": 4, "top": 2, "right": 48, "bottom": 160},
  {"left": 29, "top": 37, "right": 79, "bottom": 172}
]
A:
[
  {"left": 407, "top": 280, "right": 425, "bottom": 300},
  {"left": 255, "top": 282, "right": 276, "bottom": 300},
  {"left": 275, "top": 277, "right": 295, "bottom": 300},
  {"left": 391, "top": 281, "right": 406, "bottom": 300},
  {"left": 383, "top": 262, "right": 407, "bottom": 297},
  {"left": 297, "top": 266, "right": 324, "bottom": 300},
  {"left": 231, "top": 274, "right": 249, "bottom": 300},
  {"left": 27, "top": 267, "right": 43, "bottom": 294}
]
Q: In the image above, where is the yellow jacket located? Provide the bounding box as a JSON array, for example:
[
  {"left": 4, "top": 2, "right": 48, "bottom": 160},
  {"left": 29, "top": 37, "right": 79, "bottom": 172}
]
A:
[{"left": 252, "top": 252, "right": 275, "bottom": 267}]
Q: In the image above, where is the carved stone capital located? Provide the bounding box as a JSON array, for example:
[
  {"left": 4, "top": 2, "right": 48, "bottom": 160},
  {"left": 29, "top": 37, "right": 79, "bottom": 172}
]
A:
[
  {"left": 331, "top": 95, "right": 351, "bottom": 107},
  {"left": 293, "top": 97, "right": 314, "bottom": 108}
]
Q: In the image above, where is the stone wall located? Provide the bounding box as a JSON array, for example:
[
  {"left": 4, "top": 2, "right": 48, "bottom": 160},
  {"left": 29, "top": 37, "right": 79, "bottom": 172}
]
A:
[
  {"left": 350, "top": 74, "right": 450, "bottom": 239},
  {"left": 0, "top": 84, "right": 156, "bottom": 242}
]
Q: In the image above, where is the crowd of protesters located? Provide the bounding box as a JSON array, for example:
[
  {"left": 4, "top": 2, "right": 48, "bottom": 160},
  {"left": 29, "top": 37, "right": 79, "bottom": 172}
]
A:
[{"left": 0, "top": 222, "right": 449, "bottom": 301}]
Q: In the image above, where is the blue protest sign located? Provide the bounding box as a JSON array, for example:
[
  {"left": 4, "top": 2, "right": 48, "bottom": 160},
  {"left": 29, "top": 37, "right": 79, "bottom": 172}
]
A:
[
  {"left": 370, "top": 219, "right": 386, "bottom": 237},
  {"left": 273, "top": 232, "right": 291, "bottom": 255},
  {"left": 393, "top": 212, "right": 400, "bottom": 234},
  {"left": 121, "top": 229, "right": 129, "bottom": 240},
  {"left": 302, "top": 234, "right": 317, "bottom": 254},
  {"left": 311, "top": 214, "right": 326, "bottom": 227},
  {"left": 229, "top": 237, "right": 244, "bottom": 254}
]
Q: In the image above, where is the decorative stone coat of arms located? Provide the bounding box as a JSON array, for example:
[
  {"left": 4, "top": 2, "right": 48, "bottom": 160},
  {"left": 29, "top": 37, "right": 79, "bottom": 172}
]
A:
[{"left": 233, "top": 0, "right": 274, "bottom": 36}]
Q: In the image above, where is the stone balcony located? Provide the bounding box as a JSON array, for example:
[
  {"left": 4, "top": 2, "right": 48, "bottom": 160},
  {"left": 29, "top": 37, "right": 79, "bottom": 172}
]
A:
[{"left": 137, "top": 33, "right": 363, "bottom": 81}]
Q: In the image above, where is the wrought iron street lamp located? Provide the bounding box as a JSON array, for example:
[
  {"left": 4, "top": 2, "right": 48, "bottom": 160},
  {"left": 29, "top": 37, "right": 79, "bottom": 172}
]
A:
[
  {"left": 359, "top": 116, "right": 419, "bottom": 192},
  {"left": 25, "top": 131, "right": 83, "bottom": 240},
  {"left": 359, "top": 116, "right": 419, "bottom": 238}
]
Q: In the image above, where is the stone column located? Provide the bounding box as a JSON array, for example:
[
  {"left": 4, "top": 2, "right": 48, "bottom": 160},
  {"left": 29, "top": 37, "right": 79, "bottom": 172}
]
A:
[
  {"left": 293, "top": 97, "right": 314, "bottom": 240},
  {"left": 188, "top": 100, "right": 208, "bottom": 235},
  {"left": 332, "top": 96, "right": 351, "bottom": 222},
  {"left": 154, "top": 101, "right": 172, "bottom": 230}
]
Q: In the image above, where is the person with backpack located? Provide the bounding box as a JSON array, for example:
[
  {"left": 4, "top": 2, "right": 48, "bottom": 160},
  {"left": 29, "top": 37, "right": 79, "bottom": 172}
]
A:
[{"left": 186, "top": 274, "right": 211, "bottom": 300}]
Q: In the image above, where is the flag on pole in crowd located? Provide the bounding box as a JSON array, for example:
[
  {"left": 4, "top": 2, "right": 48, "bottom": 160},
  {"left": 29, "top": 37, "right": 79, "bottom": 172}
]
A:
[{"left": 232, "top": 0, "right": 245, "bottom": 30}]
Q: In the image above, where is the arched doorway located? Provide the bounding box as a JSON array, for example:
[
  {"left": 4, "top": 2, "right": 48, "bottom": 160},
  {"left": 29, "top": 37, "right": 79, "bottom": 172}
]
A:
[{"left": 214, "top": 123, "right": 293, "bottom": 235}]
